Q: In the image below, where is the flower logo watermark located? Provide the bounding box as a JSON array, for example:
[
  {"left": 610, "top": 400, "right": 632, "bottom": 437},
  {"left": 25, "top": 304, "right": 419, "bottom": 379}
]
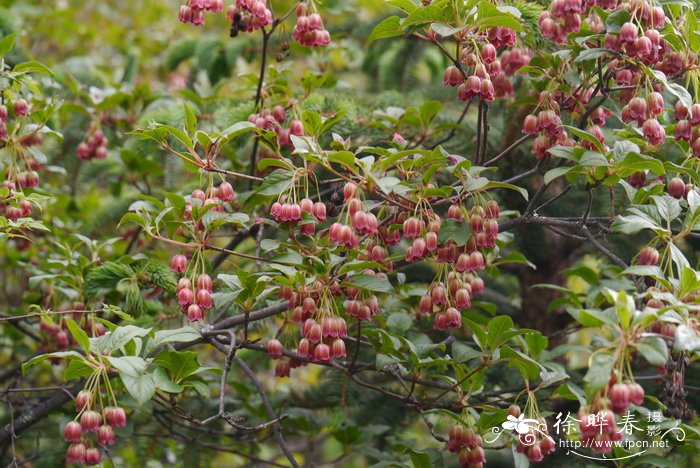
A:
[
  {"left": 486, "top": 414, "right": 547, "bottom": 446},
  {"left": 485, "top": 411, "right": 687, "bottom": 461}
]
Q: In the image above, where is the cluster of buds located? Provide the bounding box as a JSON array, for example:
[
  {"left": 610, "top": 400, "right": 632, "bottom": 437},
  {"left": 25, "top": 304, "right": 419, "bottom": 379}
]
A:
[
  {"left": 505, "top": 405, "right": 556, "bottom": 462},
  {"left": 345, "top": 288, "right": 382, "bottom": 322},
  {"left": 0, "top": 99, "right": 29, "bottom": 139},
  {"left": 499, "top": 48, "right": 531, "bottom": 77},
  {"left": 271, "top": 196, "right": 326, "bottom": 235},
  {"left": 178, "top": 0, "right": 224, "bottom": 26},
  {"left": 648, "top": 318, "right": 677, "bottom": 338},
  {"left": 443, "top": 28, "right": 528, "bottom": 102},
  {"left": 1, "top": 97, "right": 45, "bottom": 231},
  {"left": 577, "top": 407, "right": 623, "bottom": 453},
  {"left": 64, "top": 391, "right": 127, "bottom": 465},
  {"left": 77, "top": 128, "right": 108, "bottom": 161},
  {"left": 181, "top": 183, "right": 237, "bottom": 235},
  {"left": 227, "top": 0, "right": 272, "bottom": 36},
  {"left": 673, "top": 103, "right": 700, "bottom": 158},
  {"left": 454, "top": 47, "right": 496, "bottom": 102},
  {"left": 446, "top": 425, "right": 486, "bottom": 468},
  {"left": 608, "top": 380, "right": 645, "bottom": 414},
  {"left": 326, "top": 182, "right": 379, "bottom": 248},
  {"left": 539, "top": 0, "right": 585, "bottom": 44},
  {"left": 617, "top": 92, "right": 666, "bottom": 146},
  {"left": 1, "top": 182, "right": 34, "bottom": 222},
  {"left": 171, "top": 254, "right": 215, "bottom": 322},
  {"left": 3, "top": 167, "right": 40, "bottom": 192},
  {"left": 39, "top": 312, "right": 106, "bottom": 357},
  {"left": 248, "top": 107, "right": 304, "bottom": 147},
  {"left": 420, "top": 272, "right": 483, "bottom": 331},
  {"left": 276, "top": 279, "right": 356, "bottom": 366},
  {"left": 523, "top": 95, "right": 576, "bottom": 159},
  {"left": 645, "top": 286, "right": 683, "bottom": 338},
  {"left": 296, "top": 316, "right": 348, "bottom": 362},
  {"left": 293, "top": 3, "right": 331, "bottom": 47}
]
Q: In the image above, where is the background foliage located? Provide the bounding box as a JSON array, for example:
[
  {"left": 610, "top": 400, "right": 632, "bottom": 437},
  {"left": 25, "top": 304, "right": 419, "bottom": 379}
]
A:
[{"left": 0, "top": 0, "right": 699, "bottom": 467}]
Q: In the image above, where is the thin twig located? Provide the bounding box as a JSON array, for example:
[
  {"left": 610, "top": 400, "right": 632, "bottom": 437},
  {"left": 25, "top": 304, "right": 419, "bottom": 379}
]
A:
[{"left": 232, "top": 354, "right": 300, "bottom": 468}]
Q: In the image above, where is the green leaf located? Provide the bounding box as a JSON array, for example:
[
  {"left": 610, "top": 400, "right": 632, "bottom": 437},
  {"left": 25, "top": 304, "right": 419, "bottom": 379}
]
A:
[
  {"left": 476, "top": 1, "right": 522, "bottom": 30},
  {"left": 605, "top": 9, "right": 631, "bottom": 33},
  {"left": 65, "top": 318, "right": 91, "bottom": 354},
  {"left": 583, "top": 351, "right": 616, "bottom": 395},
  {"left": 483, "top": 181, "right": 529, "bottom": 200},
  {"left": 579, "top": 151, "right": 609, "bottom": 167},
  {"left": 0, "top": 33, "right": 16, "bottom": 57},
  {"left": 106, "top": 356, "right": 148, "bottom": 377},
  {"left": 452, "top": 342, "right": 482, "bottom": 362},
  {"left": 187, "top": 379, "right": 211, "bottom": 398},
  {"left": 636, "top": 337, "right": 669, "bottom": 366},
  {"left": 388, "top": 0, "right": 419, "bottom": 14},
  {"left": 301, "top": 110, "right": 322, "bottom": 136},
  {"left": 106, "top": 325, "right": 152, "bottom": 352},
  {"left": 387, "top": 312, "right": 413, "bottom": 333},
  {"left": 153, "top": 367, "right": 184, "bottom": 393},
  {"left": 257, "top": 169, "right": 294, "bottom": 196},
  {"left": 674, "top": 325, "right": 700, "bottom": 352},
  {"left": 611, "top": 214, "right": 661, "bottom": 234},
  {"left": 146, "top": 326, "right": 201, "bottom": 355},
  {"left": 437, "top": 218, "right": 470, "bottom": 246},
  {"left": 563, "top": 125, "right": 606, "bottom": 154},
  {"left": 500, "top": 345, "right": 540, "bottom": 380},
  {"left": 406, "top": 448, "right": 431, "bottom": 468},
  {"left": 492, "top": 251, "right": 535, "bottom": 269},
  {"left": 615, "top": 290, "right": 633, "bottom": 329},
  {"left": 320, "top": 111, "right": 346, "bottom": 134},
  {"left": 219, "top": 120, "right": 257, "bottom": 139},
  {"left": 153, "top": 350, "right": 201, "bottom": 383},
  {"left": 487, "top": 315, "right": 515, "bottom": 349},
  {"left": 327, "top": 151, "right": 356, "bottom": 169},
  {"left": 183, "top": 102, "right": 198, "bottom": 136},
  {"left": 13, "top": 60, "right": 54, "bottom": 77},
  {"left": 64, "top": 360, "right": 94, "bottom": 381},
  {"left": 419, "top": 100, "right": 442, "bottom": 126},
  {"left": 120, "top": 372, "right": 156, "bottom": 405},
  {"left": 402, "top": 5, "right": 444, "bottom": 27},
  {"left": 652, "top": 195, "right": 681, "bottom": 224},
  {"left": 574, "top": 48, "right": 608, "bottom": 63},
  {"left": 22, "top": 351, "right": 84, "bottom": 374},
  {"left": 345, "top": 274, "right": 393, "bottom": 293},
  {"left": 367, "top": 16, "right": 404, "bottom": 44},
  {"left": 614, "top": 152, "right": 665, "bottom": 177},
  {"left": 544, "top": 166, "right": 572, "bottom": 185}
]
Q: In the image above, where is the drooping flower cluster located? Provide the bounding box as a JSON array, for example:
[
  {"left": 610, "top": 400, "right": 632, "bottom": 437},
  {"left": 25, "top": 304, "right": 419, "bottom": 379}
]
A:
[
  {"left": 292, "top": 3, "right": 331, "bottom": 47},
  {"left": 442, "top": 26, "right": 529, "bottom": 103},
  {"left": 63, "top": 390, "right": 127, "bottom": 465},
  {"left": 248, "top": 106, "right": 304, "bottom": 147},
  {"left": 77, "top": 128, "right": 109, "bottom": 161},
  {"left": 169, "top": 182, "right": 238, "bottom": 321},
  {"left": 178, "top": 0, "right": 224, "bottom": 26},
  {"left": 226, "top": 0, "right": 272, "bottom": 36},
  {"left": 446, "top": 424, "right": 487, "bottom": 468},
  {"left": 506, "top": 407, "right": 556, "bottom": 461}
]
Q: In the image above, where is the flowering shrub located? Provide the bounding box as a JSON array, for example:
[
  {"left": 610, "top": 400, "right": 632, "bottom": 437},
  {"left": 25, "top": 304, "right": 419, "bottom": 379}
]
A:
[{"left": 1, "top": 0, "right": 699, "bottom": 466}]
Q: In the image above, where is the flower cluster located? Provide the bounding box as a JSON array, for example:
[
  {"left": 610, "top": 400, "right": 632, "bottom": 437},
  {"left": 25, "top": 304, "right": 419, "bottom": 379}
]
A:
[
  {"left": 446, "top": 425, "right": 486, "bottom": 468},
  {"left": 293, "top": 3, "right": 331, "bottom": 47},
  {"left": 77, "top": 128, "right": 109, "bottom": 161},
  {"left": 178, "top": 0, "right": 224, "bottom": 26},
  {"left": 248, "top": 106, "right": 304, "bottom": 147},
  {"left": 63, "top": 390, "right": 127, "bottom": 465},
  {"left": 442, "top": 27, "right": 529, "bottom": 103},
  {"left": 226, "top": 0, "right": 272, "bottom": 36}
]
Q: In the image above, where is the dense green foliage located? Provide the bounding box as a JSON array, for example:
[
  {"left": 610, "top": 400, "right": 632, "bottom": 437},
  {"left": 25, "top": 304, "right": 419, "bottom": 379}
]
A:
[{"left": 1, "top": 0, "right": 699, "bottom": 467}]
